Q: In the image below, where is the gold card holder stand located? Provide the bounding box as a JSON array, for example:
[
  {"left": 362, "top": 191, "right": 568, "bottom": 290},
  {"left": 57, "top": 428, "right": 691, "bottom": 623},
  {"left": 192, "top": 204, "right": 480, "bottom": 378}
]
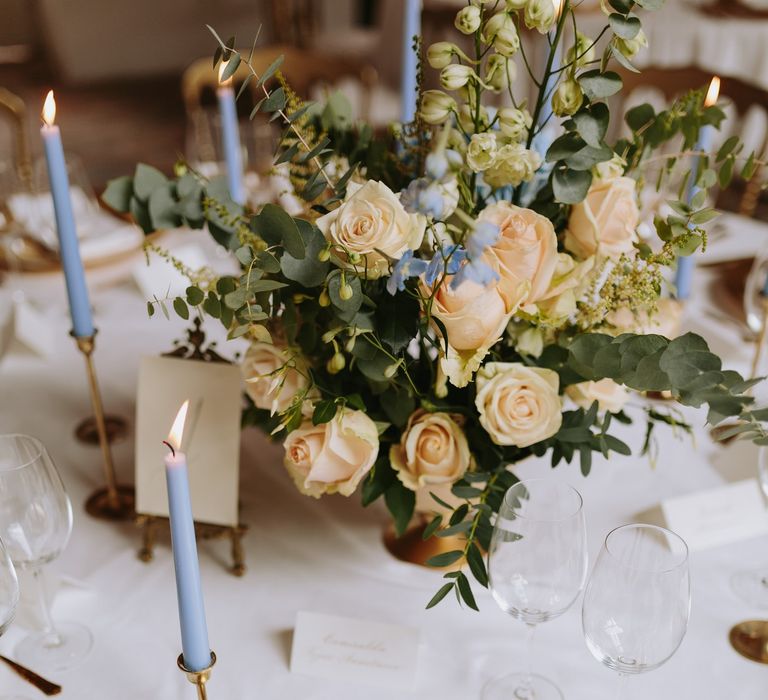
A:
[{"left": 135, "top": 319, "right": 248, "bottom": 576}]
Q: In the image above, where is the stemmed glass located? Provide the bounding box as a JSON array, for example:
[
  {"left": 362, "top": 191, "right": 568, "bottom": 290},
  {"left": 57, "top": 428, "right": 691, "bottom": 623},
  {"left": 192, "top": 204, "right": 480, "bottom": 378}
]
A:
[
  {"left": 483, "top": 479, "right": 588, "bottom": 700},
  {"left": 582, "top": 524, "right": 690, "bottom": 698},
  {"left": 0, "top": 535, "right": 32, "bottom": 700},
  {"left": 0, "top": 434, "right": 92, "bottom": 671},
  {"left": 731, "top": 447, "right": 768, "bottom": 606}
]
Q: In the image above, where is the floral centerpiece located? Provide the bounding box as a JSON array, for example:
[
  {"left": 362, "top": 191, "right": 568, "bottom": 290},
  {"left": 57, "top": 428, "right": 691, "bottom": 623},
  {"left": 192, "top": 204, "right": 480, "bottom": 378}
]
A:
[{"left": 104, "top": 0, "right": 768, "bottom": 609}]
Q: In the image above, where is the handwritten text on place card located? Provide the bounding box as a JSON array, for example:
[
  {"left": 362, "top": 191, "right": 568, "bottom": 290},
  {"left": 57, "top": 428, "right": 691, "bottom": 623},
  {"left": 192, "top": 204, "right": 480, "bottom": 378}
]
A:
[
  {"left": 290, "top": 611, "right": 420, "bottom": 690},
  {"left": 661, "top": 478, "right": 768, "bottom": 552}
]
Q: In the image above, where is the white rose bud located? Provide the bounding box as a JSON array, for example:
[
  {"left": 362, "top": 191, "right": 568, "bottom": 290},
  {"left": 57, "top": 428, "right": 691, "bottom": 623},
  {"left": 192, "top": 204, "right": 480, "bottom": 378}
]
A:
[
  {"left": 498, "top": 107, "right": 532, "bottom": 141},
  {"left": 440, "top": 64, "right": 475, "bottom": 91},
  {"left": 615, "top": 29, "right": 648, "bottom": 58},
  {"left": 593, "top": 154, "right": 626, "bottom": 182},
  {"left": 420, "top": 90, "right": 456, "bottom": 124},
  {"left": 551, "top": 78, "right": 583, "bottom": 116},
  {"left": 483, "top": 13, "right": 520, "bottom": 56},
  {"left": 485, "top": 53, "right": 517, "bottom": 91},
  {"left": 427, "top": 41, "right": 457, "bottom": 69},
  {"left": 566, "top": 31, "right": 595, "bottom": 68},
  {"left": 525, "top": 0, "right": 556, "bottom": 33},
  {"left": 467, "top": 132, "right": 498, "bottom": 172},
  {"left": 515, "top": 327, "right": 545, "bottom": 357},
  {"left": 505, "top": 0, "right": 529, "bottom": 9},
  {"left": 484, "top": 143, "right": 541, "bottom": 188},
  {"left": 455, "top": 5, "right": 482, "bottom": 34}
]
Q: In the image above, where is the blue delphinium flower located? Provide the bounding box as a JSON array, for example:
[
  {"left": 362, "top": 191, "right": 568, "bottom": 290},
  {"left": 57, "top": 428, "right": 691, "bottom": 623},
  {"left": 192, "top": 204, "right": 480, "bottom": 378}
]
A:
[
  {"left": 451, "top": 258, "right": 499, "bottom": 289},
  {"left": 400, "top": 178, "right": 447, "bottom": 219},
  {"left": 386, "top": 250, "right": 429, "bottom": 295},
  {"left": 425, "top": 152, "right": 449, "bottom": 181},
  {"left": 424, "top": 244, "right": 467, "bottom": 287},
  {"left": 465, "top": 221, "right": 500, "bottom": 259}
]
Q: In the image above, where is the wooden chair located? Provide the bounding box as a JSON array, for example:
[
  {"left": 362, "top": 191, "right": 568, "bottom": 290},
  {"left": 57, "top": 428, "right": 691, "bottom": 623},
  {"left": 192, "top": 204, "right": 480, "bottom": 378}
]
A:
[
  {"left": 619, "top": 67, "right": 768, "bottom": 218},
  {"left": 0, "top": 87, "right": 32, "bottom": 188}
]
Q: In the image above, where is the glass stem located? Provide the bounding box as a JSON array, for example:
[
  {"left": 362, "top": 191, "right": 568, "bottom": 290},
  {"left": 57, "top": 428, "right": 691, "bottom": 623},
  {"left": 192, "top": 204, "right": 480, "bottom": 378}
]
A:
[
  {"left": 31, "top": 567, "right": 61, "bottom": 647},
  {"left": 615, "top": 672, "right": 628, "bottom": 700},
  {"left": 523, "top": 623, "right": 537, "bottom": 693}
]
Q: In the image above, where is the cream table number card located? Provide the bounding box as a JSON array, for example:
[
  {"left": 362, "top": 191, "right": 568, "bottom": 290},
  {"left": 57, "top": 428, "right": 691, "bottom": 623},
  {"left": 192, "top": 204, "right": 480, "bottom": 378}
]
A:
[
  {"left": 135, "top": 355, "right": 242, "bottom": 526},
  {"left": 290, "top": 611, "right": 421, "bottom": 690}
]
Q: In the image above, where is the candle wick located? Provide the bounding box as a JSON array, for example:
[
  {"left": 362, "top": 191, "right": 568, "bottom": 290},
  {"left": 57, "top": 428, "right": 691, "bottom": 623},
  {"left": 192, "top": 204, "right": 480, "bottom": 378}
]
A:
[{"left": 162, "top": 440, "right": 176, "bottom": 457}]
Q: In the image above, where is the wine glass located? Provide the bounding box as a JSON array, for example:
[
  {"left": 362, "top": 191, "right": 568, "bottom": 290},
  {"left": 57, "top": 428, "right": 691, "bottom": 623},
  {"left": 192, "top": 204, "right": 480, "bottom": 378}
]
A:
[
  {"left": 483, "top": 478, "right": 588, "bottom": 700},
  {"left": 0, "top": 536, "right": 32, "bottom": 700},
  {"left": 0, "top": 434, "right": 92, "bottom": 671},
  {"left": 582, "top": 524, "right": 690, "bottom": 698},
  {"left": 731, "top": 447, "right": 768, "bottom": 606}
]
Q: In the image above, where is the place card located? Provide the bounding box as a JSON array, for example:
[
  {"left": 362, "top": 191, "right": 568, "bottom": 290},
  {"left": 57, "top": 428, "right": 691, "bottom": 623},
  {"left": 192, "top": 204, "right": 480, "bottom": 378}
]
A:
[
  {"left": 135, "top": 356, "right": 242, "bottom": 527},
  {"left": 132, "top": 243, "right": 208, "bottom": 301},
  {"left": 661, "top": 478, "right": 768, "bottom": 552},
  {"left": 290, "top": 611, "right": 420, "bottom": 690}
]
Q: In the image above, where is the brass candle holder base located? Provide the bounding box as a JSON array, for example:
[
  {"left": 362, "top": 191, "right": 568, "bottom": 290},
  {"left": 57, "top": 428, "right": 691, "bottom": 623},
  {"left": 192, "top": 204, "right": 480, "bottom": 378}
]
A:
[
  {"left": 72, "top": 330, "right": 135, "bottom": 521},
  {"left": 729, "top": 620, "right": 768, "bottom": 664},
  {"left": 178, "top": 651, "right": 216, "bottom": 700},
  {"left": 383, "top": 515, "right": 466, "bottom": 569},
  {"left": 75, "top": 414, "right": 128, "bottom": 445},
  {"left": 84, "top": 484, "right": 136, "bottom": 521}
]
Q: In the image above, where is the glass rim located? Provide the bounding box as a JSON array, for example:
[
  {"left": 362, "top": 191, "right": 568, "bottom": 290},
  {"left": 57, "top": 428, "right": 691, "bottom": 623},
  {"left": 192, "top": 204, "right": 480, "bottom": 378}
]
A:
[
  {"left": 0, "top": 434, "right": 45, "bottom": 472},
  {"left": 604, "top": 523, "right": 689, "bottom": 573},
  {"left": 502, "top": 477, "right": 584, "bottom": 522}
]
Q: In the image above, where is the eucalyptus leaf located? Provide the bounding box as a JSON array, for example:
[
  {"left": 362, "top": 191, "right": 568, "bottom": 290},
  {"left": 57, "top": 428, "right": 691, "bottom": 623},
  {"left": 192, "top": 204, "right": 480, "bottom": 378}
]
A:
[
  {"left": 552, "top": 167, "right": 593, "bottom": 204},
  {"left": 101, "top": 176, "right": 133, "bottom": 212},
  {"left": 578, "top": 70, "right": 623, "bottom": 100}
]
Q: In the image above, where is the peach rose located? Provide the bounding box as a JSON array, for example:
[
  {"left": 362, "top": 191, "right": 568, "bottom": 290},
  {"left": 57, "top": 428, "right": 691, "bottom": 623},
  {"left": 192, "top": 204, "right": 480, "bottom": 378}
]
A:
[
  {"left": 242, "top": 341, "right": 308, "bottom": 414},
  {"left": 390, "top": 411, "right": 473, "bottom": 491},
  {"left": 606, "top": 298, "right": 682, "bottom": 339},
  {"left": 316, "top": 180, "right": 425, "bottom": 277},
  {"left": 283, "top": 408, "right": 379, "bottom": 498},
  {"left": 478, "top": 201, "right": 558, "bottom": 305},
  {"left": 566, "top": 378, "right": 629, "bottom": 413},
  {"left": 475, "top": 362, "right": 562, "bottom": 447},
  {"left": 565, "top": 176, "right": 639, "bottom": 260}
]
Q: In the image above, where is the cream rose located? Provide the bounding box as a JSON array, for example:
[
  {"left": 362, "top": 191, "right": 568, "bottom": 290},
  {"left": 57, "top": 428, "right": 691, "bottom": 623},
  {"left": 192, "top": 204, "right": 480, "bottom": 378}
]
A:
[
  {"left": 524, "top": 253, "right": 595, "bottom": 323},
  {"left": 283, "top": 408, "right": 379, "bottom": 498},
  {"left": 242, "top": 341, "right": 308, "bottom": 414},
  {"left": 316, "top": 180, "right": 425, "bottom": 277},
  {"left": 479, "top": 201, "right": 559, "bottom": 306},
  {"left": 475, "top": 362, "right": 562, "bottom": 447},
  {"left": 565, "top": 176, "right": 640, "bottom": 260},
  {"left": 390, "top": 411, "right": 473, "bottom": 491},
  {"left": 566, "top": 379, "right": 629, "bottom": 414}
]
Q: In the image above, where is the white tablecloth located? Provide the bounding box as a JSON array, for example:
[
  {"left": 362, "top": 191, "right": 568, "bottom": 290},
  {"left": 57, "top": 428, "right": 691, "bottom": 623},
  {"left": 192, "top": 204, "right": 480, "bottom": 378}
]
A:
[{"left": 0, "top": 241, "right": 767, "bottom": 699}]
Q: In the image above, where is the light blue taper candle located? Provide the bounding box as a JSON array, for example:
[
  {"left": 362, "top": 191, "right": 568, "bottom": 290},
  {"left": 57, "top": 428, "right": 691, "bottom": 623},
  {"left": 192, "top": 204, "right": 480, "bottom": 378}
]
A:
[
  {"left": 164, "top": 401, "right": 211, "bottom": 672},
  {"left": 400, "top": 0, "right": 422, "bottom": 124},
  {"left": 675, "top": 77, "right": 720, "bottom": 300},
  {"left": 40, "top": 91, "right": 94, "bottom": 338},
  {"left": 217, "top": 78, "right": 246, "bottom": 206}
]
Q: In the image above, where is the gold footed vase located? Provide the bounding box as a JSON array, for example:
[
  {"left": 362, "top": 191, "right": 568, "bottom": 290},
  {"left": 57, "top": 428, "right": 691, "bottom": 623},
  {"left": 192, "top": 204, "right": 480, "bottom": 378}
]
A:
[{"left": 383, "top": 512, "right": 466, "bottom": 569}]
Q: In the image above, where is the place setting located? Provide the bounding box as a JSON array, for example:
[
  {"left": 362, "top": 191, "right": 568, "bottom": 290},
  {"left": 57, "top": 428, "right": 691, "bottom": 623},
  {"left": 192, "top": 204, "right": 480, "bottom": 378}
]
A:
[{"left": 2, "top": 1, "right": 768, "bottom": 697}]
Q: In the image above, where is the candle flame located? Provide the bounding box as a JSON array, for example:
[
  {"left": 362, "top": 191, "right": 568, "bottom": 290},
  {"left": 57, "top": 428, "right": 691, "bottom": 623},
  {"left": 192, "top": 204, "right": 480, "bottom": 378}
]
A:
[
  {"left": 167, "top": 400, "right": 190, "bottom": 452},
  {"left": 42, "top": 90, "right": 56, "bottom": 126},
  {"left": 704, "top": 76, "right": 720, "bottom": 107},
  {"left": 553, "top": 0, "right": 565, "bottom": 20},
  {"left": 218, "top": 60, "right": 233, "bottom": 86}
]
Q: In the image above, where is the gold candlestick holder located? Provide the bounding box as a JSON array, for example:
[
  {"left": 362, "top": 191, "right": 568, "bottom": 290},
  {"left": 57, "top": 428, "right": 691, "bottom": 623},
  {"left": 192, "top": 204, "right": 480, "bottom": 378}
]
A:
[
  {"left": 73, "top": 331, "right": 135, "bottom": 520},
  {"left": 178, "top": 651, "right": 216, "bottom": 699}
]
